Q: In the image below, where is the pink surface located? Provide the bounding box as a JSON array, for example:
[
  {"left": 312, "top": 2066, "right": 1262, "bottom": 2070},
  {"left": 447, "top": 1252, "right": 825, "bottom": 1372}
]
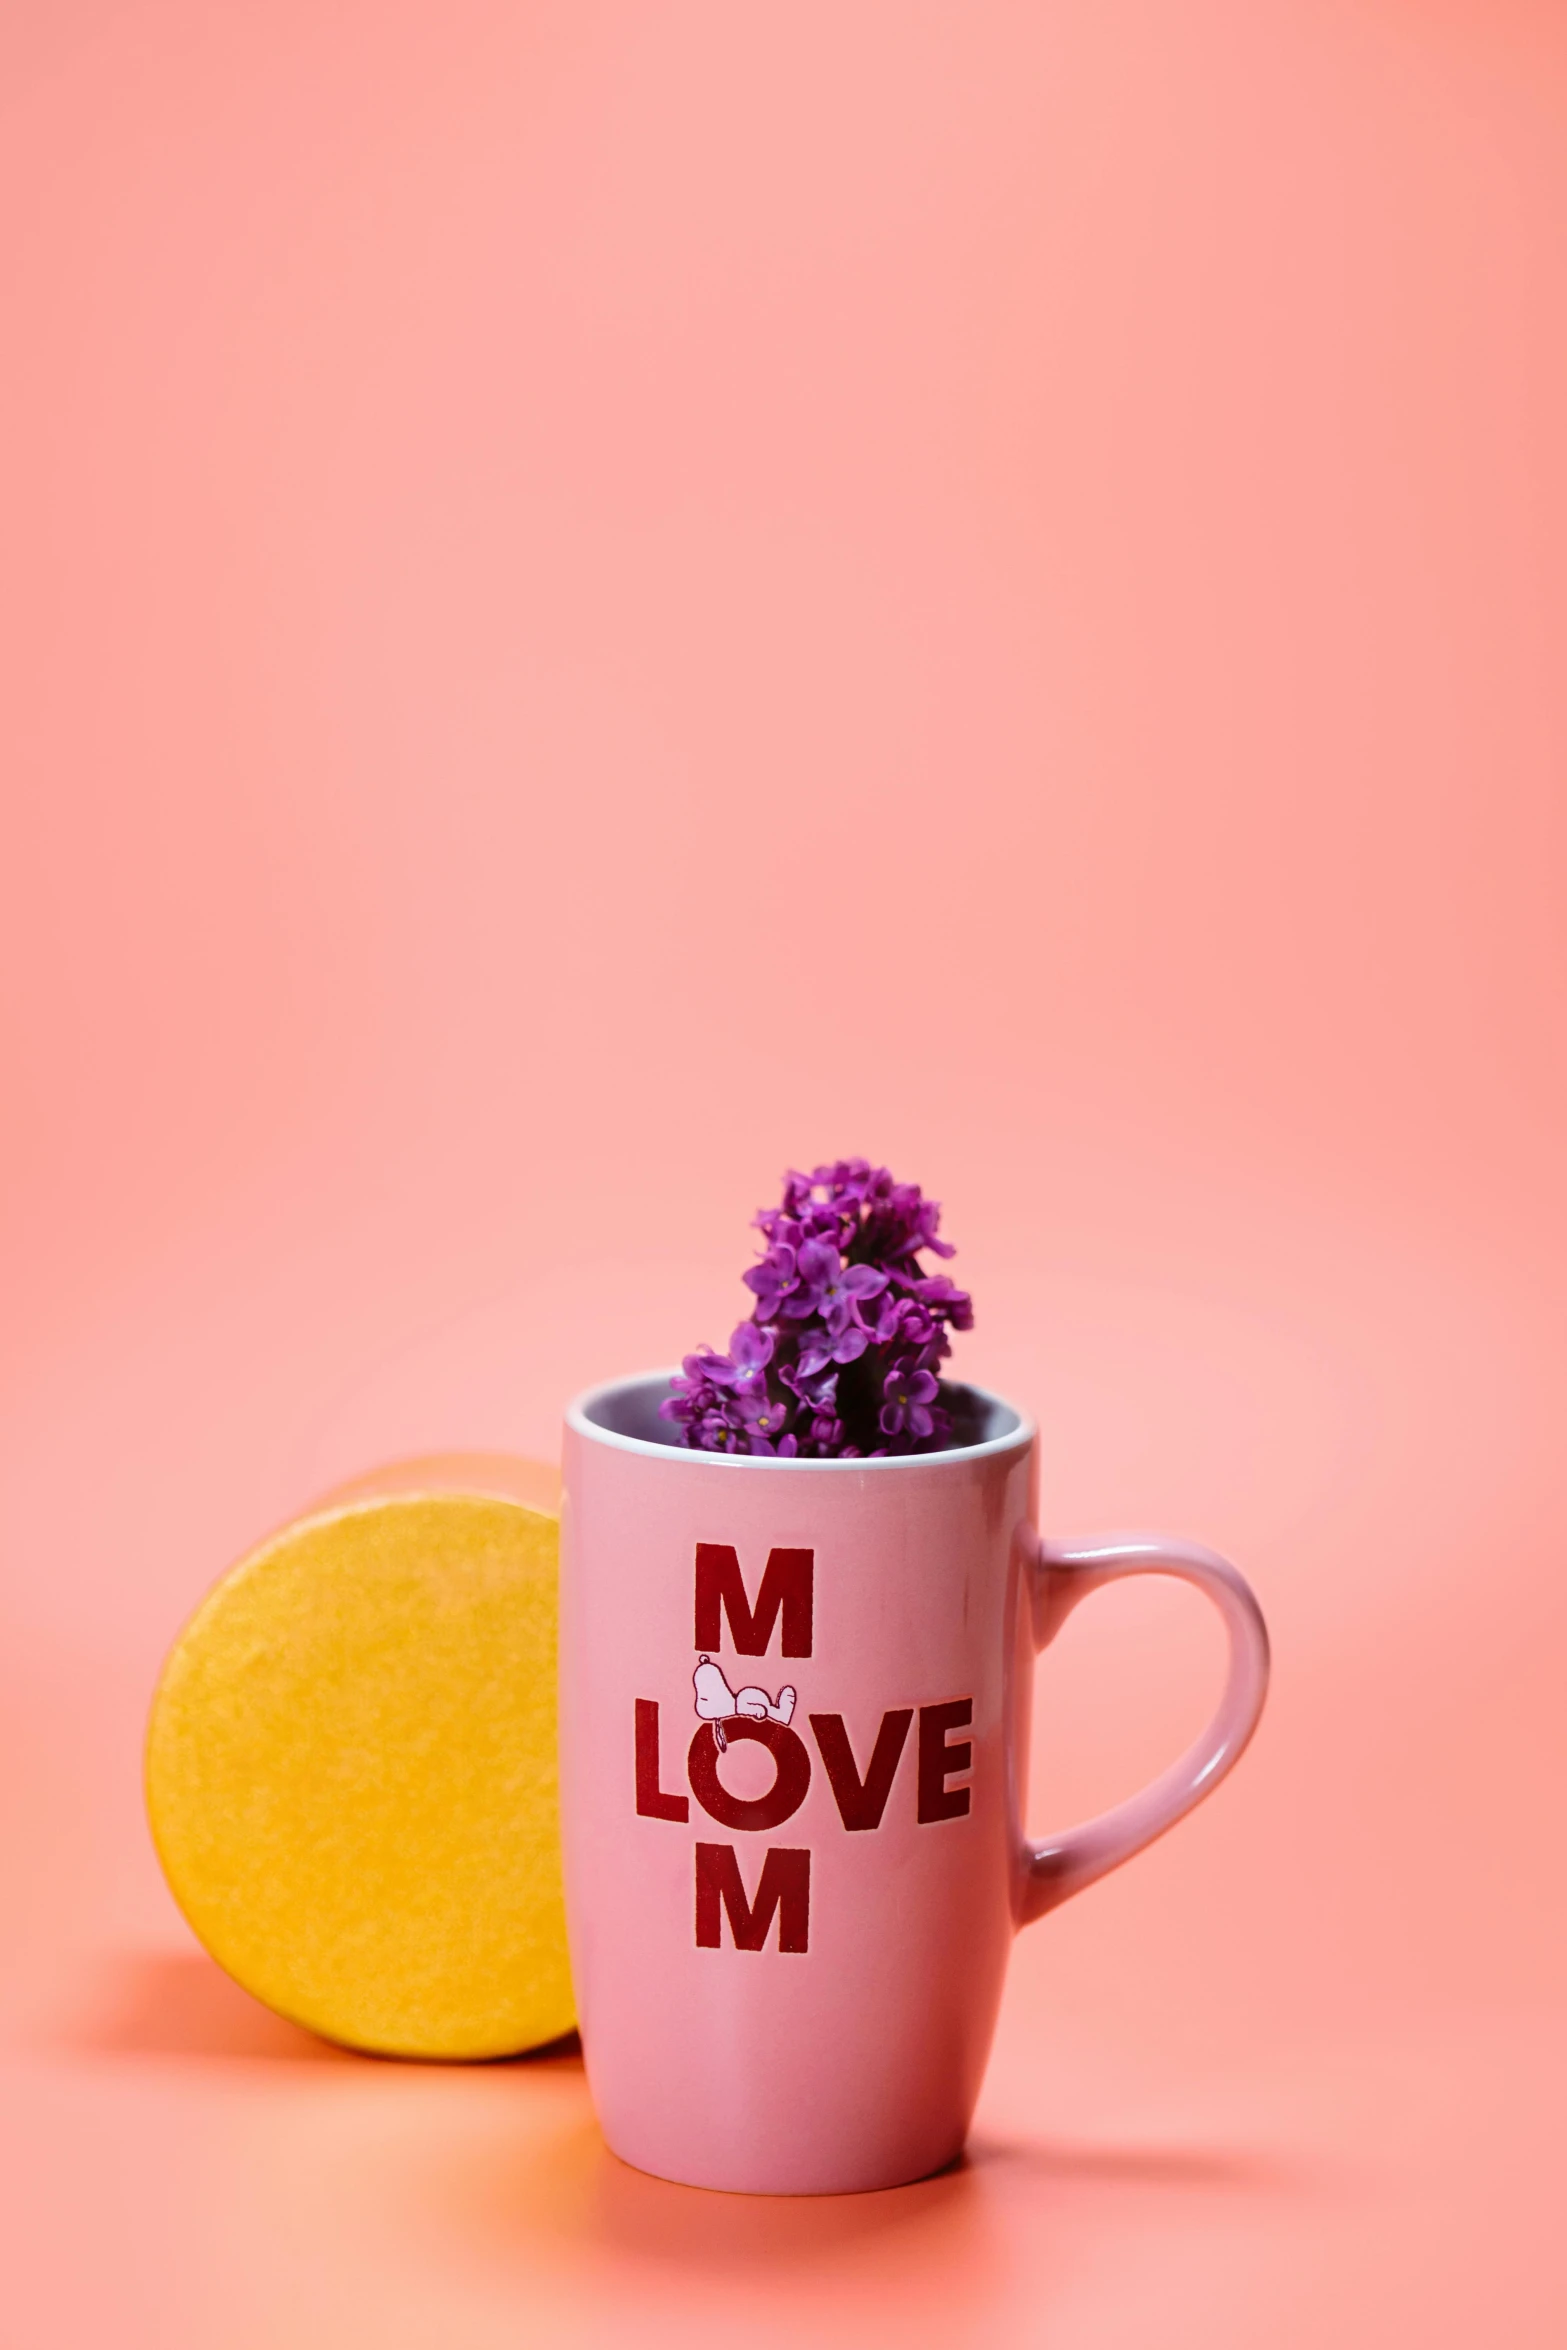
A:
[{"left": 2, "top": 0, "right": 1565, "bottom": 2339}]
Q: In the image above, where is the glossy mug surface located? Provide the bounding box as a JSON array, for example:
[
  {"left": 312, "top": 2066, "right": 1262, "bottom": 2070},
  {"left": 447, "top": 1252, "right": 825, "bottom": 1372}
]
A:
[{"left": 560, "top": 1374, "right": 1268, "bottom": 2196}]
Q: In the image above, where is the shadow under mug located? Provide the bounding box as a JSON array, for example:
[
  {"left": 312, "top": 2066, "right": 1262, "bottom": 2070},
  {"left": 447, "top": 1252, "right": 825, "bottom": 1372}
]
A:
[{"left": 559, "top": 1373, "right": 1269, "bottom": 2196}]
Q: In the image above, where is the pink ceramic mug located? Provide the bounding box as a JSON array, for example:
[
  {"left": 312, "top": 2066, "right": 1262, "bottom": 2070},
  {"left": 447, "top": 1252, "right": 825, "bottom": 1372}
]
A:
[{"left": 559, "top": 1372, "right": 1269, "bottom": 2196}]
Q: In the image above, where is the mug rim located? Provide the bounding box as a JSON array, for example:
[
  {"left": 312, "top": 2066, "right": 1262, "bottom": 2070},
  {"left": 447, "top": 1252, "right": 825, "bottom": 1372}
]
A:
[{"left": 565, "top": 1368, "right": 1037, "bottom": 1471}]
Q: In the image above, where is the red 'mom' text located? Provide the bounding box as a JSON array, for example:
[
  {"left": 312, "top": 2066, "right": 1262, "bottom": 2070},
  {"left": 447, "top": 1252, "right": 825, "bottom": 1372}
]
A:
[
  {"left": 694, "top": 1545, "right": 813, "bottom": 1656},
  {"left": 695, "top": 1843, "right": 810, "bottom": 1953}
]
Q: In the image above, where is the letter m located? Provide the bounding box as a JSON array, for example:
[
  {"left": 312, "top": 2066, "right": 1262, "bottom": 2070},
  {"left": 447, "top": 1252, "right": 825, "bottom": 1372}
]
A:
[
  {"left": 694, "top": 1544, "right": 813, "bottom": 1656},
  {"left": 695, "top": 1843, "right": 810, "bottom": 1953}
]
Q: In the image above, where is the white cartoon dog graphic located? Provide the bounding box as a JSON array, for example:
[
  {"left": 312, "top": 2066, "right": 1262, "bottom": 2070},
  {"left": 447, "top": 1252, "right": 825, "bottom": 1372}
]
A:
[{"left": 693, "top": 1656, "right": 797, "bottom": 1751}]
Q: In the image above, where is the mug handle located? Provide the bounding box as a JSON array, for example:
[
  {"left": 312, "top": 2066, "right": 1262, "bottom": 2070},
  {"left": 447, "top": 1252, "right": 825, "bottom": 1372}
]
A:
[{"left": 1018, "top": 1533, "right": 1270, "bottom": 1925}]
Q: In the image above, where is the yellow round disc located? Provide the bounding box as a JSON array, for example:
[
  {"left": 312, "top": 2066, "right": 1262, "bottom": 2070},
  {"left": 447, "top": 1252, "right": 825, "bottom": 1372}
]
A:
[{"left": 146, "top": 1457, "right": 573, "bottom": 2060}]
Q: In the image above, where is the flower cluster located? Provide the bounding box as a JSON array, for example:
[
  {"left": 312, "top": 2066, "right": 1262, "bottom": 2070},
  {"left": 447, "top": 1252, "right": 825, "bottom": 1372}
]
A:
[{"left": 660, "top": 1161, "right": 974, "bottom": 1458}]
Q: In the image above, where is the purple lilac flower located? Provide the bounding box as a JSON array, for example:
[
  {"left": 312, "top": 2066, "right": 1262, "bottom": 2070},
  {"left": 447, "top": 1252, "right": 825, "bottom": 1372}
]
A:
[
  {"left": 661, "top": 1162, "right": 973, "bottom": 1459},
  {"left": 790, "top": 1240, "right": 888, "bottom": 1334},
  {"left": 694, "top": 1321, "right": 774, "bottom": 1390},
  {"left": 880, "top": 1361, "right": 940, "bottom": 1440}
]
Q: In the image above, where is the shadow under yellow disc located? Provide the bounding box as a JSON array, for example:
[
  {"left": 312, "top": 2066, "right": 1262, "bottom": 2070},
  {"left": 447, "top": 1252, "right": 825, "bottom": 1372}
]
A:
[{"left": 146, "top": 1459, "right": 573, "bottom": 2060}]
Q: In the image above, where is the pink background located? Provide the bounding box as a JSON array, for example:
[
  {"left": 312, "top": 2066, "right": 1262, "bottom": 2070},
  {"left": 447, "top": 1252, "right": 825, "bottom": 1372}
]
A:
[{"left": 3, "top": 2, "right": 1564, "bottom": 2341}]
